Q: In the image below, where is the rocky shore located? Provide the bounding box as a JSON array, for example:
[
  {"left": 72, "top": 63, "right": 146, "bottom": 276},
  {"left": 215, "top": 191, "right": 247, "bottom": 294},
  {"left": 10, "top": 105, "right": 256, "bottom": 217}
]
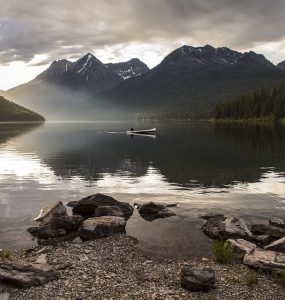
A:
[
  {"left": 1, "top": 194, "right": 285, "bottom": 299},
  {"left": 1, "top": 234, "right": 285, "bottom": 300}
]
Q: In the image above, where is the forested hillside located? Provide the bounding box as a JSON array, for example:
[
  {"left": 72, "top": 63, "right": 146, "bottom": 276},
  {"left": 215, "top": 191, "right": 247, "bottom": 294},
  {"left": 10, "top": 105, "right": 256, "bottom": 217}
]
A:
[
  {"left": 214, "top": 83, "right": 285, "bottom": 122},
  {"left": 0, "top": 96, "right": 45, "bottom": 122}
]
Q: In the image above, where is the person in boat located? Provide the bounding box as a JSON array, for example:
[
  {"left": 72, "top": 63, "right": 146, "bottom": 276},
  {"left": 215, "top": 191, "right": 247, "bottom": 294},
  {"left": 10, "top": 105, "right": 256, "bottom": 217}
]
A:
[{"left": 130, "top": 128, "right": 134, "bottom": 131}]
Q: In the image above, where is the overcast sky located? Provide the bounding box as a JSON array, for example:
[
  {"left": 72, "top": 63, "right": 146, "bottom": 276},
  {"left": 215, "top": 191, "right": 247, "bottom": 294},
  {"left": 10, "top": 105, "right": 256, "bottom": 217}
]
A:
[{"left": 1, "top": 0, "right": 285, "bottom": 90}]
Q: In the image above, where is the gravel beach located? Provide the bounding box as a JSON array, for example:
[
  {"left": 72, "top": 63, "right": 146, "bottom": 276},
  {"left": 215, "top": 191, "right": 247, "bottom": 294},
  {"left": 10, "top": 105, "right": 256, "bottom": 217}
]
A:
[{"left": 1, "top": 234, "right": 285, "bottom": 300}]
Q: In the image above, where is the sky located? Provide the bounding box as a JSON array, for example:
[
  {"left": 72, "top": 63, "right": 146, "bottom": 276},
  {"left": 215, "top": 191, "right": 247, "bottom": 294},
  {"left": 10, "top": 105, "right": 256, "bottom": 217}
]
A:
[{"left": 1, "top": 0, "right": 285, "bottom": 90}]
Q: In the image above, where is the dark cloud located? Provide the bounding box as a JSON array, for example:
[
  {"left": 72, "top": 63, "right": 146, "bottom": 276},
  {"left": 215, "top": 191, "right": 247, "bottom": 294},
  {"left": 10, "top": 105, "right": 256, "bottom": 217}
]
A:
[{"left": 1, "top": 0, "right": 285, "bottom": 65}]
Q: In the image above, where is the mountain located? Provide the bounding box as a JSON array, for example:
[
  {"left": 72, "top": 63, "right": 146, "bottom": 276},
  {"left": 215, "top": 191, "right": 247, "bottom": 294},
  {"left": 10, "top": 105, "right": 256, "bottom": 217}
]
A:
[
  {"left": 0, "top": 96, "right": 45, "bottom": 122},
  {"left": 102, "top": 45, "right": 285, "bottom": 119},
  {"left": 106, "top": 58, "right": 149, "bottom": 79},
  {"left": 58, "top": 53, "right": 123, "bottom": 94},
  {"left": 6, "top": 53, "right": 150, "bottom": 120},
  {"left": 277, "top": 60, "right": 285, "bottom": 70}
]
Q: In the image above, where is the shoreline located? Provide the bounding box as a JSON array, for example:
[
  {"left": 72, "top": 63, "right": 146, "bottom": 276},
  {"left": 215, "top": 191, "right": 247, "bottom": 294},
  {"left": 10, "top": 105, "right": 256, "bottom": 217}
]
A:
[{"left": 1, "top": 234, "right": 285, "bottom": 300}]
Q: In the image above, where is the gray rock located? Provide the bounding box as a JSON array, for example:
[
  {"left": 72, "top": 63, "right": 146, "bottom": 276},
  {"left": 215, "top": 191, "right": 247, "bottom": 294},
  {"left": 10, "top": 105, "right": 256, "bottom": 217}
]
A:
[
  {"left": 0, "top": 260, "right": 59, "bottom": 288},
  {"left": 138, "top": 202, "right": 176, "bottom": 221},
  {"left": 251, "top": 224, "right": 285, "bottom": 241},
  {"left": 226, "top": 239, "right": 256, "bottom": 262},
  {"left": 243, "top": 248, "right": 285, "bottom": 271},
  {"left": 95, "top": 206, "right": 124, "bottom": 218},
  {"left": 79, "top": 216, "right": 126, "bottom": 241},
  {"left": 0, "top": 293, "right": 10, "bottom": 300},
  {"left": 72, "top": 194, "right": 134, "bottom": 220},
  {"left": 264, "top": 237, "right": 285, "bottom": 253},
  {"left": 34, "top": 201, "right": 66, "bottom": 222},
  {"left": 180, "top": 265, "right": 215, "bottom": 291},
  {"left": 202, "top": 215, "right": 252, "bottom": 240},
  {"left": 269, "top": 217, "right": 285, "bottom": 229}
]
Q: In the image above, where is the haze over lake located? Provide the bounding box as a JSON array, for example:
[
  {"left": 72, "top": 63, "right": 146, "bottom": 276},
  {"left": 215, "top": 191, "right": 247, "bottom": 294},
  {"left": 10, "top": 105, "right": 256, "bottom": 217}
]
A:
[{"left": 0, "top": 121, "right": 284, "bottom": 257}]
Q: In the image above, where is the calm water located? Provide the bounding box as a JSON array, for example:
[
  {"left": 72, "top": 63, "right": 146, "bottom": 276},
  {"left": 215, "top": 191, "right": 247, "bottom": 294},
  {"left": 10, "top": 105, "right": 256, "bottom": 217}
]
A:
[{"left": 0, "top": 122, "right": 285, "bottom": 258}]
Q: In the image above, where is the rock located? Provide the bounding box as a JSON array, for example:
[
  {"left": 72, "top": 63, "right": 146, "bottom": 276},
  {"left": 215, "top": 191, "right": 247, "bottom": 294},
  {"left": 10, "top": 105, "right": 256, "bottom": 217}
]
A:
[
  {"left": 157, "top": 208, "right": 176, "bottom": 218},
  {"left": 202, "top": 215, "right": 252, "bottom": 240},
  {"left": 200, "top": 213, "right": 224, "bottom": 220},
  {"left": 72, "top": 194, "right": 134, "bottom": 220},
  {"left": 138, "top": 202, "right": 176, "bottom": 221},
  {"left": 28, "top": 214, "right": 83, "bottom": 239},
  {"left": 34, "top": 201, "right": 66, "bottom": 222},
  {"left": 264, "top": 237, "right": 285, "bottom": 253},
  {"left": 252, "top": 235, "right": 271, "bottom": 246},
  {"left": 180, "top": 265, "right": 215, "bottom": 291},
  {"left": 251, "top": 224, "right": 285, "bottom": 241},
  {"left": 0, "top": 293, "right": 10, "bottom": 300},
  {"left": 94, "top": 206, "right": 125, "bottom": 218},
  {"left": 27, "top": 227, "right": 66, "bottom": 239},
  {"left": 28, "top": 203, "right": 83, "bottom": 239},
  {"left": 226, "top": 239, "right": 256, "bottom": 262},
  {"left": 269, "top": 217, "right": 285, "bottom": 229},
  {"left": 35, "top": 254, "right": 47, "bottom": 264},
  {"left": 0, "top": 259, "right": 59, "bottom": 288},
  {"left": 243, "top": 248, "right": 285, "bottom": 271},
  {"left": 79, "top": 216, "right": 126, "bottom": 241}
]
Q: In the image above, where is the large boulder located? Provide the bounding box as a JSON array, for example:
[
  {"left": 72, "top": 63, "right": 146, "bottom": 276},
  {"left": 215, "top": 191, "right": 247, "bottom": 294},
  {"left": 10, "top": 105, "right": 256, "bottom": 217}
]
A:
[
  {"left": 28, "top": 202, "right": 83, "bottom": 239},
  {"left": 251, "top": 224, "right": 285, "bottom": 241},
  {"left": 202, "top": 215, "right": 252, "bottom": 240},
  {"left": 0, "top": 259, "right": 59, "bottom": 288},
  {"left": 243, "top": 248, "right": 285, "bottom": 271},
  {"left": 79, "top": 216, "right": 126, "bottom": 241},
  {"left": 71, "top": 194, "right": 133, "bottom": 220},
  {"left": 226, "top": 239, "right": 256, "bottom": 262},
  {"left": 180, "top": 265, "right": 215, "bottom": 292},
  {"left": 264, "top": 237, "right": 285, "bottom": 253},
  {"left": 137, "top": 202, "right": 176, "bottom": 221}
]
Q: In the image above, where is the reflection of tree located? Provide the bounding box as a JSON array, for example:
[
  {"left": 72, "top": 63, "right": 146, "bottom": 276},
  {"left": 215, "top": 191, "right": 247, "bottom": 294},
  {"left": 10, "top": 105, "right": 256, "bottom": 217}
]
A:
[
  {"left": 0, "top": 123, "right": 43, "bottom": 145},
  {"left": 214, "top": 122, "right": 285, "bottom": 157},
  {"left": 14, "top": 123, "right": 285, "bottom": 189}
]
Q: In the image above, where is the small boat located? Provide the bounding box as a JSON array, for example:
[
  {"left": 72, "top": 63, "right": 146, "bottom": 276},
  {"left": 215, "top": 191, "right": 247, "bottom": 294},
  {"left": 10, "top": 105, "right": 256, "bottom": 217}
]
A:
[{"left": 126, "top": 128, "right": 156, "bottom": 135}]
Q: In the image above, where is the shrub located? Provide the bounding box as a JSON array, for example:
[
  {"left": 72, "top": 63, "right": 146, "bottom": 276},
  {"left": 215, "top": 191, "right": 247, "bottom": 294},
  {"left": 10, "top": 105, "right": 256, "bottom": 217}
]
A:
[
  {"left": 245, "top": 270, "right": 258, "bottom": 287},
  {"left": 273, "top": 269, "right": 285, "bottom": 287},
  {"left": 212, "top": 240, "right": 234, "bottom": 264},
  {"left": 0, "top": 249, "right": 11, "bottom": 258}
]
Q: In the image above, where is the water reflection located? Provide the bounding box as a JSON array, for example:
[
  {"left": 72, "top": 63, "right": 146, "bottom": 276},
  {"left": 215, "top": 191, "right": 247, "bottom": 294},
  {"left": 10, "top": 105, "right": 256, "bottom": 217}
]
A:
[{"left": 0, "top": 122, "right": 284, "bottom": 256}]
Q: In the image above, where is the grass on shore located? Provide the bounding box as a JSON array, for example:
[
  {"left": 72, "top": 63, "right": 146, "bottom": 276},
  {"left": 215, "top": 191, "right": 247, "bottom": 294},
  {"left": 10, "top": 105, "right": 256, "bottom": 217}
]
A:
[
  {"left": 212, "top": 240, "right": 234, "bottom": 264},
  {"left": 244, "top": 270, "right": 258, "bottom": 287},
  {"left": 0, "top": 249, "right": 11, "bottom": 258}
]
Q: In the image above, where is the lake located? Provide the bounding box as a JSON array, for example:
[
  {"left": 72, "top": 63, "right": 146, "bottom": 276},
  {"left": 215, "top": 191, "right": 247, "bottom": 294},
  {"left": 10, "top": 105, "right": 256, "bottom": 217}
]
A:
[{"left": 0, "top": 121, "right": 285, "bottom": 258}]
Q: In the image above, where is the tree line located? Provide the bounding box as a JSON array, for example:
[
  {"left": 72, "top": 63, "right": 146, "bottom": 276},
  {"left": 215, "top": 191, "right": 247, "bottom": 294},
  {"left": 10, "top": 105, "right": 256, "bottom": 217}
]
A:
[{"left": 214, "top": 82, "right": 285, "bottom": 122}]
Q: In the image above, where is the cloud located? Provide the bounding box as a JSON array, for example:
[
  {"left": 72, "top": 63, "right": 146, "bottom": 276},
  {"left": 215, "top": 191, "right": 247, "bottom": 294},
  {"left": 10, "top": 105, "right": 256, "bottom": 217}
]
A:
[{"left": 1, "top": 0, "right": 285, "bottom": 66}]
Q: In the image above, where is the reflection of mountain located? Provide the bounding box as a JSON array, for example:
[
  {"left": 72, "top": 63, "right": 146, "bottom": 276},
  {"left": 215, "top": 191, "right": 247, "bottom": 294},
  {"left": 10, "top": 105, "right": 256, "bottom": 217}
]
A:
[
  {"left": 13, "top": 123, "right": 285, "bottom": 189},
  {"left": 0, "top": 123, "right": 43, "bottom": 145}
]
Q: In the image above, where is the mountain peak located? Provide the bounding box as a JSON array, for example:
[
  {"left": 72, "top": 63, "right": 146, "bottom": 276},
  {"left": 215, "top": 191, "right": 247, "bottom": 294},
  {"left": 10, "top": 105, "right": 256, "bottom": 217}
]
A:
[
  {"left": 238, "top": 51, "right": 273, "bottom": 67},
  {"left": 106, "top": 58, "right": 149, "bottom": 79},
  {"left": 37, "top": 59, "right": 73, "bottom": 81}
]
